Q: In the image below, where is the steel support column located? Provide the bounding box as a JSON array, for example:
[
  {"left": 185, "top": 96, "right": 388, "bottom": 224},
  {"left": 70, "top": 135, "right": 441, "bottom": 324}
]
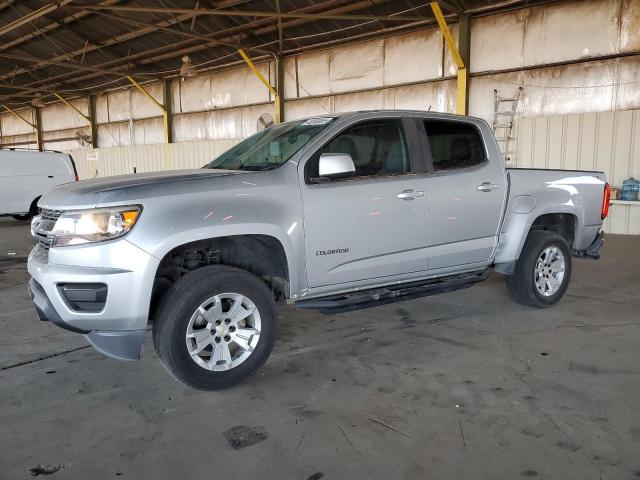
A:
[
  {"left": 276, "top": 55, "right": 285, "bottom": 123},
  {"left": 88, "top": 94, "right": 98, "bottom": 148},
  {"left": 33, "top": 107, "right": 43, "bottom": 151},
  {"left": 430, "top": 1, "right": 467, "bottom": 115},
  {"left": 458, "top": 13, "right": 471, "bottom": 115},
  {"left": 162, "top": 79, "right": 173, "bottom": 144}
]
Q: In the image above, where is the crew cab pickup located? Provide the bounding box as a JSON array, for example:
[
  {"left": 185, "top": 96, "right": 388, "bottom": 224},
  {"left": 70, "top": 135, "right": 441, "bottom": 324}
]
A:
[{"left": 27, "top": 111, "right": 610, "bottom": 390}]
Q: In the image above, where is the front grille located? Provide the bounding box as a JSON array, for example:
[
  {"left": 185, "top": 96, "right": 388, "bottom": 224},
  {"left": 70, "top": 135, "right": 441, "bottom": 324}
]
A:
[
  {"left": 40, "top": 208, "right": 64, "bottom": 222},
  {"left": 32, "top": 245, "right": 49, "bottom": 263},
  {"left": 32, "top": 209, "right": 64, "bottom": 262}
]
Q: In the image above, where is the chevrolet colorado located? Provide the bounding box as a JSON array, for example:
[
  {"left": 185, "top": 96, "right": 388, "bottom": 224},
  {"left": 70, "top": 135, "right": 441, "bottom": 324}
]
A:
[{"left": 27, "top": 111, "right": 610, "bottom": 390}]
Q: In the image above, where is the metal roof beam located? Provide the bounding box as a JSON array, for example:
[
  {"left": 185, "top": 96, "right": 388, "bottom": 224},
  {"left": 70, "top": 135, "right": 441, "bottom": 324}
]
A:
[
  {"left": 0, "top": 0, "right": 278, "bottom": 86},
  {"left": 0, "top": 1, "right": 73, "bottom": 37},
  {"left": 1, "top": 0, "right": 400, "bottom": 97},
  {"left": 89, "top": 10, "right": 271, "bottom": 55},
  {"left": 83, "top": 0, "right": 396, "bottom": 76},
  {"left": 251, "top": 0, "right": 391, "bottom": 36},
  {"left": 68, "top": 4, "right": 426, "bottom": 22},
  {"left": 437, "top": 1, "right": 464, "bottom": 13},
  {"left": 2, "top": 0, "right": 358, "bottom": 92},
  {"left": 0, "top": 10, "right": 201, "bottom": 83},
  {"left": 0, "top": 51, "right": 138, "bottom": 99},
  {"left": 0, "top": 0, "right": 122, "bottom": 52},
  {"left": 0, "top": 1, "right": 16, "bottom": 13}
]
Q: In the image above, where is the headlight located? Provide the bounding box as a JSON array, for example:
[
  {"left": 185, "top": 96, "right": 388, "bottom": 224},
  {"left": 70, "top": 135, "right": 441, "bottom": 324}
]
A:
[{"left": 52, "top": 206, "right": 142, "bottom": 247}]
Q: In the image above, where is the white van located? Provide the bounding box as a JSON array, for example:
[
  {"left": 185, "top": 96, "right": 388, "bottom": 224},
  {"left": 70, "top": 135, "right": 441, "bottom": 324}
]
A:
[{"left": 0, "top": 149, "right": 78, "bottom": 220}]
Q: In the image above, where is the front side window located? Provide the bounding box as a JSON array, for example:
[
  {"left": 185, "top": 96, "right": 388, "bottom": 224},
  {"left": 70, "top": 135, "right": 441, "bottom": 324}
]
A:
[
  {"left": 423, "top": 120, "right": 487, "bottom": 171},
  {"left": 306, "top": 120, "right": 410, "bottom": 179},
  {"left": 204, "top": 117, "right": 333, "bottom": 171}
]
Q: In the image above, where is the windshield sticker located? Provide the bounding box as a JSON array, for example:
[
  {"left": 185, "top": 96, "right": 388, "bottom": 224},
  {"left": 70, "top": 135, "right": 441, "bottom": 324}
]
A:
[{"left": 301, "top": 117, "right": 333, "bottom": 126}]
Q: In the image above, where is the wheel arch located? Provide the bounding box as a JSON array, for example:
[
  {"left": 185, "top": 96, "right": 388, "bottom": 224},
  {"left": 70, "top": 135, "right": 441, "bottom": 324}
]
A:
[
  {"left": 528, "top": 212, "right": 578, "bottom": 247},
  {"left": 30, "top": 195, "right": 42, "bottom": 212},
  {"left": 495, "top": 207, "right": 580, "bottom": 274},
  {"left": 149, "top": 233, "right": 292, "bottom": 320}
]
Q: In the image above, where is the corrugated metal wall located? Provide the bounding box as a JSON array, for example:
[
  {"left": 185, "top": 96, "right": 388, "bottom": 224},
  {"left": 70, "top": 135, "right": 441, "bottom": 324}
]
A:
[
  {"left": 512, "top": 109, "right": 640, "bottom": 235},
  {"left": 68, "top": 139, "right": 241, "bottom": 179}
]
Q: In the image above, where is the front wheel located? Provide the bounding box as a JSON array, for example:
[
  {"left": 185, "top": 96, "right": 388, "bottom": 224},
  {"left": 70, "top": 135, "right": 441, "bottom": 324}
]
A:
[
  {"left": 153, "top": 265, "right": 278, "bottom": 390},
  {"left": 506, "top": 230, "right": 572, "bottom": 308}
]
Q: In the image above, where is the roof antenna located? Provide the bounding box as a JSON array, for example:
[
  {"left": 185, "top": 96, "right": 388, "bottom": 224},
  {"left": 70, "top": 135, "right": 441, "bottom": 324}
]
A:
[{"left": 428, "top": 105, "right": 432, "bottom": 111}]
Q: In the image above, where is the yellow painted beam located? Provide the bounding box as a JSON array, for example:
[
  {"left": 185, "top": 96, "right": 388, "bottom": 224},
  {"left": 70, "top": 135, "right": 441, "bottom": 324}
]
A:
[
  {"left": 52, "top": 92, "right": 91, "bottom": 123},
  {"left": 238, "top": 49, "right": 282, "bottom": 123},
  {"left": 274, "top": 94, "right": 282, "bottom": 124},
  {"left": 237, "top": 49, "right": 277, "bottom": 97},
  {"left": 126, "top": 75, "right": 170, "bottom": 144},
  {"left": 1, "top": 103, "right": 35, "bottom": 128},
  {"left": 126, "top": 75, "right": 171, "bottom": 169},
  {"left": 430, "top": 2, "right": 464, "bottom": 69},
  {"left": 126, "top": 75, "right": 166, "bottom": 113},
  {"left": 1, "top": 102, "right": 42, "bottom": 150},
  {"left": 430, "top": 1, "right": 467, "bottom": 115},
  {"left": 456, "top": 67, "right": 467, "bottom": 116}
]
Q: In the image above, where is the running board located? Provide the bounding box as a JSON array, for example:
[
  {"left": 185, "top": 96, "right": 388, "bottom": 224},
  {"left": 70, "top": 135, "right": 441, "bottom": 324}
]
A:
[{"left": 294, "top": 270, "right": 490, "bottom": 314}]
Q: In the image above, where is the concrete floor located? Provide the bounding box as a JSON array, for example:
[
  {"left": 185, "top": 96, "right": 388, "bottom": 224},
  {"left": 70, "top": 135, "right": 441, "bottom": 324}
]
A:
[{"left": 1, "top": 217, "right": 639, "bottom": 480}]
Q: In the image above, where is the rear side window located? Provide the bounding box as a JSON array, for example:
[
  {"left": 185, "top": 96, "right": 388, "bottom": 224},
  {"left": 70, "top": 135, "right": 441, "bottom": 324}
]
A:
[{"left": 423, "top": 120, "right": 486, "bottom": 171}]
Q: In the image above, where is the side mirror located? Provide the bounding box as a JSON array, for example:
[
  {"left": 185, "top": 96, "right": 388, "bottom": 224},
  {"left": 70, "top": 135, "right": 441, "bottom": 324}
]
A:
[{"left": 318, "top": 153, "right": 355, "bottom": 178}]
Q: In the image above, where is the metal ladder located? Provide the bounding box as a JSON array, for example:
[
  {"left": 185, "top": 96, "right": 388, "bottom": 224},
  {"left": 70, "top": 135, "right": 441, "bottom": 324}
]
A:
[{"left": 493, "top": 86, "right": 523, "bottom": 163}]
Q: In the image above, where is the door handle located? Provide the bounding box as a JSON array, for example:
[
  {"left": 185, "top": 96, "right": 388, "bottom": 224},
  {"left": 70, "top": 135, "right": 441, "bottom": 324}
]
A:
[
  {"left": 397, "top": 189, "right": 424, "bottom": 200},
  {"left": 477, "top": 182, "right": 498, "bottom": 192}
]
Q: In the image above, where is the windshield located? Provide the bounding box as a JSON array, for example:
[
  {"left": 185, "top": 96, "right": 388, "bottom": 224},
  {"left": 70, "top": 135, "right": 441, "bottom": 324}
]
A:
[{"left": 203, "top": 117, "right": 334, "bottom": 171}]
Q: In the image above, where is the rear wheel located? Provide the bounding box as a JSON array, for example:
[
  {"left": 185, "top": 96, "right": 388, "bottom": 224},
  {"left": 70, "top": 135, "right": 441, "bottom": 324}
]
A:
[
  {"left": 153, "top": 265, "right": 277, "bottom": 390},
  {"left": 506, "top": 230, "right": 572, "bottom": 308},
  {"left": 12, "top": 197, "right": 40, "bottom": 221}
]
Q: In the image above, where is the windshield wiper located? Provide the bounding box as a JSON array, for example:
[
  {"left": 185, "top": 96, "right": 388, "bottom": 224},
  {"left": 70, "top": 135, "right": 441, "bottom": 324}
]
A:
[{"left": 239, "top": 165, "right": 272, "bottom": 171}]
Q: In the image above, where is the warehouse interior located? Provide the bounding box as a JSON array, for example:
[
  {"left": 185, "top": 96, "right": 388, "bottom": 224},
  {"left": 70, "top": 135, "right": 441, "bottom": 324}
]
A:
[{"left": 1, "top": 0, "right": 639, "bottom": 478}]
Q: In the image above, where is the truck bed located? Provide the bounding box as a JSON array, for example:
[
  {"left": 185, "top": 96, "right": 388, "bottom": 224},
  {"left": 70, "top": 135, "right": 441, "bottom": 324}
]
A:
[{"left": 495, "top": 168, "right": 607, "bottom": 264}]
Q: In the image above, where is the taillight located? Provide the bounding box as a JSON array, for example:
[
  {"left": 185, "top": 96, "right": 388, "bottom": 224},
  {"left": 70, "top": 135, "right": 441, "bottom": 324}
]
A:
[
  {"left": 75, "top": 174, "right": 79, "bottom": 182},
  {"left": 601, "top": 183, "right": 611, "bottom": 220}
]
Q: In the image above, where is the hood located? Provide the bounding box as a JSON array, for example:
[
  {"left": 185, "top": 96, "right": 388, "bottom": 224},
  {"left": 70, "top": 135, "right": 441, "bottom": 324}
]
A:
[{"left": 39, "top": 169, "right": 242, "bottom": 210}]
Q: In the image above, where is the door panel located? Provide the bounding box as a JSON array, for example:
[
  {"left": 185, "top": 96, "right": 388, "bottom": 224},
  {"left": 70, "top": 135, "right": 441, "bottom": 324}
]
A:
[
  {"left": 422, "top": 119, "right": 506, "bottom": 271},
  {"left": 301, "top": 119, "right": 430, "bottom": 288},
  {"left": 302, "top": 177, "right": 429, "bottom": 287}
]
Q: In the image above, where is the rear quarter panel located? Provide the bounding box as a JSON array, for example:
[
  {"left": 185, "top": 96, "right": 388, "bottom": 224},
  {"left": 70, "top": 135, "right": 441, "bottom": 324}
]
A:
[{"left": 495, "top": 169, "right": 606, "bottom": 264}]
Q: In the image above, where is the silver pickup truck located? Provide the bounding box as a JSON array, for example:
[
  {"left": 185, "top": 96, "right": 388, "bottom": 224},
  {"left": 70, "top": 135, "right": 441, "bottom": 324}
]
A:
[{"left": 27, "top": 111, "right": 610, "bottom": 390}]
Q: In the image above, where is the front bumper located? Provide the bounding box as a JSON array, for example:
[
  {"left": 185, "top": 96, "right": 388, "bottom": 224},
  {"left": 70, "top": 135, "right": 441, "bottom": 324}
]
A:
[
  {"left": 28, "top": 278, "right": 88, "bottom": 334},
  {"left": 27, "top": 238, "right": 159, "bottom": 360}
]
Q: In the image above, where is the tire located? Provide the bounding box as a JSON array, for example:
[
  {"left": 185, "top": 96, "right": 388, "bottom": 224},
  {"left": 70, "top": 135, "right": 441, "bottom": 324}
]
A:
[
  {"left": 12, "top": 197, "right": 39, "bottom": 221},
  {"left": 506, "top": 230, "right": 572, "bottom": 308},
  {"left": 152, "top": 265, "right": 278, "bottom": 390}
]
